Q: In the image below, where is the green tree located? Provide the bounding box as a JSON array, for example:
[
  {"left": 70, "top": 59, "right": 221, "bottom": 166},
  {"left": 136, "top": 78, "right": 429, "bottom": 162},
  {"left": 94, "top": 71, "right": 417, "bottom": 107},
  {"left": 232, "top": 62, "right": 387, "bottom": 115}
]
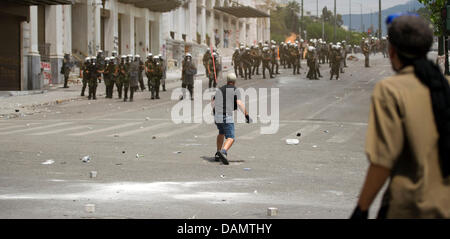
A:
[{"left": 417, "top": 0, "right": 446, "bottom": 35}]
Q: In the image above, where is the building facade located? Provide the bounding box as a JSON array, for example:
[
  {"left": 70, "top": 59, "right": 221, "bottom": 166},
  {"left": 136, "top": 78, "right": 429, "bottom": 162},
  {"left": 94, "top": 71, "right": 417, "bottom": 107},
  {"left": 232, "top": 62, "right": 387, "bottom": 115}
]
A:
[{"left": 2, "top": 0, "right": 271, "bottom": 91}]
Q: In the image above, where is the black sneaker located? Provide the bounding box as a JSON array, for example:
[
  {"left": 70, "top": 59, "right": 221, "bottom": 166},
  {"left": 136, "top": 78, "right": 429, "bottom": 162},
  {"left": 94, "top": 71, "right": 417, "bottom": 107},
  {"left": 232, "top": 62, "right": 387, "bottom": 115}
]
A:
[
  {"left": 217, "top": 151, "right": 229, "bottom": 165},
  {"left": 214, "top": 152, "right": 220, "bottom": 162}
]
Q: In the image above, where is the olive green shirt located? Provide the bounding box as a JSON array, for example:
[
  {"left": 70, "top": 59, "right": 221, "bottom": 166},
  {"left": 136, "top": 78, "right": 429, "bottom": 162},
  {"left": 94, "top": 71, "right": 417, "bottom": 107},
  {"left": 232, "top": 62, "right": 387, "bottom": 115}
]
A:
[{"left": 366, "top": 66, "right": 450, "bottom": 218}]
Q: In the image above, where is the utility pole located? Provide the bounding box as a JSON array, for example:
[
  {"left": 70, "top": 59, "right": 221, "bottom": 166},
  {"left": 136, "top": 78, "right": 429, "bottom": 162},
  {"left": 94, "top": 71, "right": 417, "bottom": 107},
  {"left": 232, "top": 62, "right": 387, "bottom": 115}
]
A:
[
  {"left": 301, "top": 0, "right": 304, "bottom": 39},
  {"left": 349, "top": 0, "right": 351, "bottom": 32},
  {"left": 378, "top": 0, "right": 382, "bottom": 39},
  {"left": 334, "top": 0, "right": 336, "bottom": 42},
  {"left": 360, "top": 3, "right": 363, "bottom": 32},
  {"left": 317, "top": 0, "right": 319, "bottom": 19}
]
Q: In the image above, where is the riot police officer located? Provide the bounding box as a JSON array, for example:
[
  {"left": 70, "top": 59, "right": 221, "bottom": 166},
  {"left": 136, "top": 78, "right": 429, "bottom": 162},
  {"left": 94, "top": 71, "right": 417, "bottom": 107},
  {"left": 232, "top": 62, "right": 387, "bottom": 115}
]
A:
[
  {"left": 262, "top": 47, "right": 274, "bottom": 79},
  {"left": 81, "top": 57, "right": 90, "bottom": 96},
  {"left": 61, "top": 54, "right": 72, "bottom": 88}
]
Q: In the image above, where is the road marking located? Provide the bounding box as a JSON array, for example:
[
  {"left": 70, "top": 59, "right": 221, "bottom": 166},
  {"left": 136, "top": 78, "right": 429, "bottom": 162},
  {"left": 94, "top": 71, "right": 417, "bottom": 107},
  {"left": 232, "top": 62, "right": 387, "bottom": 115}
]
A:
[
  {"left": 326, "top": 129, "right": 358, "bottom": 143},
  {"left": 0, "top": 122, "right": 73, "bottom": 135},
  {"left": 239, "top": 124, "right": 286, "bottom": 140},
  {"left": 279, "top": 120, "right": 368, "bottom": 126},
  {"left": 29, "top": 125, "right": 90, "bottom": 136},
  {"left": 154, "top": 124, "right": 201, "bottom": 138},
  {"left": 306, "top": 92, "right": 355, "bottom": 119},
  {"left": 69, "top": 122, "right": 142, "bottom": 136},
  {"left": 281, "top": 124, "right": 321, "bottom": 140},
  {"left": 109, "top": 122, "right": 171, "bottom": 137},
  {"left": 0, "top": 123, "right": 40, "bottom": 131}
]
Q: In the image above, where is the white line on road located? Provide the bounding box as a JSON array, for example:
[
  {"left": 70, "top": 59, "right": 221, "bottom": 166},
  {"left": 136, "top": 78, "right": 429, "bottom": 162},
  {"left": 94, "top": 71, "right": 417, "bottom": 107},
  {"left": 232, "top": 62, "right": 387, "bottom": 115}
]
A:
[
  {"left": 29, "top": 125, "right": 90, "bottom": 136},
  {"left": 239, "top": 124, "right": 286, "bottom": 140},
  {"left": 0, "top": 123, "right": 40, "bottom": 131},
  {"left": 69, "top": 122, "right": 142, "bottom": 136},
  {"left": 154, "top": 124, "right": 201, "bottom": 138},
  {"left": 0, "top": 122, "right": 73, "bottom": 135},
  {"left": 109, "top": 122, "right": 171, "bottom": 137},
  {"left": 281, "top": 124, "right": 321, "bottom": 140},
  {"left": 326, "top": 129, "right": 359, "bottom": 144}
]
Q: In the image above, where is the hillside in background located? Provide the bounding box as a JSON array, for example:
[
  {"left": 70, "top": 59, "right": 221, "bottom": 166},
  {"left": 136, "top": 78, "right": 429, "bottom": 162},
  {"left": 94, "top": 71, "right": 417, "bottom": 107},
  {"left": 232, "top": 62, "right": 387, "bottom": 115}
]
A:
[{"left": 341, "top": 0, "right": 423, "bottom": 35}]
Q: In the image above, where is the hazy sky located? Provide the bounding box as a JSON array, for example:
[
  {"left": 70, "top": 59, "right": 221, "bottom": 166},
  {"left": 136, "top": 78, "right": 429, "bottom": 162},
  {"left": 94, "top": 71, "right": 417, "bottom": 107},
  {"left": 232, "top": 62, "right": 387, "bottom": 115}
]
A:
[{"left": 298, "top": 0, "right": 413, "bottom": 15}]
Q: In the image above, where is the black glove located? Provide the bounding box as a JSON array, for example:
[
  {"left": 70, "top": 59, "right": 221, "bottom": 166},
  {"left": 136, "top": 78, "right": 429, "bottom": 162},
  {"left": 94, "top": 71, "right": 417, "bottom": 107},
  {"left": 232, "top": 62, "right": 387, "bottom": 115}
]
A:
[
  {"left": 350, "top": 205, "right": 368, "bottom": 219},
  {"left": 245, "top": 114, "right": 252, "bottom": 124}
]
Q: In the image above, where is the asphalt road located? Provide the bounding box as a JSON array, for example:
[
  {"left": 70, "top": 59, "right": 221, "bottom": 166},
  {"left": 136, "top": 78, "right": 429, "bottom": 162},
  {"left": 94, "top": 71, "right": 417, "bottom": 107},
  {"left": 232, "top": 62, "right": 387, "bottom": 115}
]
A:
[{"left": 0, "top": 53, "right": 394, "bottom": 219}]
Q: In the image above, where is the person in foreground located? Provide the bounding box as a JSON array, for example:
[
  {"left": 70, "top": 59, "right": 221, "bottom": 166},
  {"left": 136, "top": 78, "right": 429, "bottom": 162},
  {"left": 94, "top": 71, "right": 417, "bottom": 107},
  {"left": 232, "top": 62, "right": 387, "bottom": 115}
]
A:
[
  {"left": 212, "top": 73, "right": 252, "bottom": 165},
  {"left": 351, "top": 14, "right": 450, "bottom": 219}
]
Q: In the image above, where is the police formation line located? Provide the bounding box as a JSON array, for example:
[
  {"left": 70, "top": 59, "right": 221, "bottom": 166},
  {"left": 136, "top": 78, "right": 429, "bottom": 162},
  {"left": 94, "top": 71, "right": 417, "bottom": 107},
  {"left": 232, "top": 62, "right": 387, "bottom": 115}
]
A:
[
  {"left": 68, "top": 37, "right": 389, "bottom": 101},
  {"left": 79, "top": 51, "right": 166, "bottom": 101}
]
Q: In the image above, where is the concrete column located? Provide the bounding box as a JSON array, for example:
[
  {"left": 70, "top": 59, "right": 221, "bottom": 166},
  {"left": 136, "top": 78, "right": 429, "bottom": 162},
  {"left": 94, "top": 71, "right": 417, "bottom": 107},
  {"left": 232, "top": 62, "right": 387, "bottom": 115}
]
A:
[
  {"left": 241, "top": 20, "right": 246, "bottom": 45},
  {"left": 63, "top": 5, "right": 72, "bottom": 55},
  {"left": 227, "top": 16, "right": 232, "bottom": 48},
  {"left": 201, "top": 0, "right": 206, "bottom": 45},
  {"left": 46, "top": 5, "right": 64, "bottom": 84},
  {"left": 135, "top": 16, "right": 146, "bottom": 58},
  {"left": 265, "top": 17, "right": 270, "bottom": 42},
  {"left": 121, "top": 13, "right": 134, "bottom": 54},
  {"left": 71, "top": 0, "right": 89, "bottom": 57},
  {"left": 105, "top": 0, "right": 119, "bottom": 55},
  {"left": 27, "top": 6, "right": 42, "bottom": 90},
  {"left": 219, "top": 13, "right": 224, "bottom": 48},
  {"left": 235, "top": 18, "right": 239, "bottom": 46},
  {"left": 189, "top": 0, "right": 197, "bottom": 43},
  {"left": 94, "top": 1, "right": 101, "bottom": 53},
  {"left": 209, "top": 2, "right": 215, "bottom": 47}
]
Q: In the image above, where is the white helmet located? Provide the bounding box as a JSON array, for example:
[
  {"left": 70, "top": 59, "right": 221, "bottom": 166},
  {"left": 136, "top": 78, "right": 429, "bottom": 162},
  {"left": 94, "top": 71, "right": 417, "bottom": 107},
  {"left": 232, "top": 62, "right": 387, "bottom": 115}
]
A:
[
  {"left": 308, "top": 46, "right": 314, "bottom": 52},
  {"left": 186, "top": 53, "right": 192, "bottom": 57},
  {"left": 84, "top": 57, "right": 90, "bottom": 62},
  {"left": 153, "top": 56, "right": 159, "bottom": 60},
  {"left": 148, "top": 53, "right": 153, "bottom": 58},
  {"left": 135, "top": 55, "right": 140, "bottom": 58}
]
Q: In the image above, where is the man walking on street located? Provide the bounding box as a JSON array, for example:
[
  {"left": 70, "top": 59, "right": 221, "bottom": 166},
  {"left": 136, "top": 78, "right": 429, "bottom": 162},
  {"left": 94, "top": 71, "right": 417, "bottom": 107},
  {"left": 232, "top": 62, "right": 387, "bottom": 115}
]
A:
[
  {"left": 212, "top": 73, "right": 252, "bottom": 165},
  {"left": 351, "top": 14, "right": 450, "bottom": 219}
]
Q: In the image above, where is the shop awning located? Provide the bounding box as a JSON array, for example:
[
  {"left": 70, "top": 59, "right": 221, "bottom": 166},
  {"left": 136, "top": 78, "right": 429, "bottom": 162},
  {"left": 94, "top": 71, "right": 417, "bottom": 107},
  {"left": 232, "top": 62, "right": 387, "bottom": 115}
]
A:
[
  {"left": 214, "top": 2, "right": 269, "bottom": 18},
  {"left": 119, "top": 0, "right": 183, "bottom": 12},
  {"left": 5, "top": 0, "right": 73, "bottom": 5}
]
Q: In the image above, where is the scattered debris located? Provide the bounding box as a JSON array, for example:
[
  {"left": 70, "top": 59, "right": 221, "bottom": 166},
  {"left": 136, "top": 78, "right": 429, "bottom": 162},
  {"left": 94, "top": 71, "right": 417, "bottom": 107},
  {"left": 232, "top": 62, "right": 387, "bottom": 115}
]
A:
[
  {"left": 324, "top": 130, "right": 329, "bottom": 133},
  {"left": 296, "top": 133, "right": 301, "bottom": 137},
  {"left": 173, "top": 151, "right": 182, "bottom": 154},
  {"left": 136, "top": 154, "right": 144, "bottom": 159},
  {"left": 145, "top": 117, "right": 150, "bottom": 121},
  {"left": 286, "top": 139, "right": 299, "bottom": 145},
  {"left": 220, "top": 175, "right": 225, "bottom": 178},
  {"left": 15, "top": 109, "right": 19, "bottom": 112},
  {"left": 114, "top": 134, "right": 119, "bottom": 137},
  {"left": 267, "top": 207, "right": 278, "bottom": 216},
  {"left": 81, "top": 155, "right": 91, "bottom": 163},
  {"left": 122, "top": 151, "right": 126, "bottom": 154},
  {"left": 90, "top": 171, "right": 97, "bottom": 178},
  {"left": 312, "top": 145, "right": 318, "bottom": 148},
  {"left": 244, "top": 168, "right": 251, "bottom": 171},
  {"left": 61, "top": 162, "right": 66, "bottom": 165},
  {"left": 194, "top": 135, "right": 198, "bottom": 138},
  {"left": 115, "top": 163, "right": 122, "bottom": 166},
  {"left": 152, "top": 136, "right": 156, "bottom": 139},
  {"left": 41, "top": 160, "right": 55, "bottom": 165},
  {"left": 85, "top": 204, "right": 95, "bottom": 213},
  {"left": 248, "top": 156, "right": 256, "bottom": 159},
  {"left": 254, "top": 190, "right": 258, "bottom": 194}
]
